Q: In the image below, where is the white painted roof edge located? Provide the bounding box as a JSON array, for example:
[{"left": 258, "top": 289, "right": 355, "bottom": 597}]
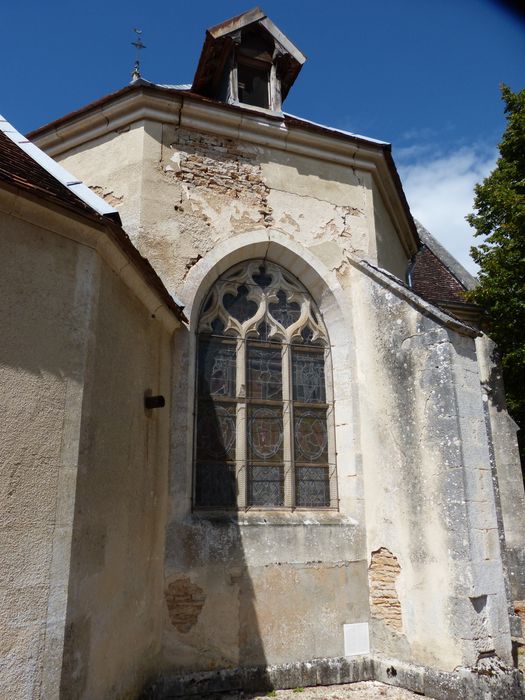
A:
[
  {"left": 0, "top": 115, "right": 118, "bottom": 218},
  {"left": 283, "top": 112, "right": 389, "bottom": 146}
]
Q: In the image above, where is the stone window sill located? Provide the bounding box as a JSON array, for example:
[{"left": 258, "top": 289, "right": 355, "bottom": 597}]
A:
[{"left": 189, "top": 509, "right": 358, "bottom": 527}]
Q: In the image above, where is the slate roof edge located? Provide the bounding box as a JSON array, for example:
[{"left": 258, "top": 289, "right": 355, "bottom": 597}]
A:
[
  {"left": 351, "top": 256, "right": 480, "bottom": 338},
  {"left": 1, "top": 116, "right": 119, "bottom": 220}
]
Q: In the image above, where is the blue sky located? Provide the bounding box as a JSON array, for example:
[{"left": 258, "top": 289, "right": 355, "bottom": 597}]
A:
[{"left": 3, "top": 0, "right": 525, "bottom": 273}]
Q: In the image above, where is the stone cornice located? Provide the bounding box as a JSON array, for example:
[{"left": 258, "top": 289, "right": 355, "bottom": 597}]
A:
[{"left": 30, "top": 86, "right": 419, "bottom": 258}]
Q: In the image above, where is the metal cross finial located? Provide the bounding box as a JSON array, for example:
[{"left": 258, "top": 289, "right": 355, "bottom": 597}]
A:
[{"left": 131, "top": 28, "right": 146, "bottom": 81}]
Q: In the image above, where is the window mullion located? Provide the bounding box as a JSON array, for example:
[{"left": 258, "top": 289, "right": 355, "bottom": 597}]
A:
[
  {"left": 236, "top": 336, "right": 247, "bottom": 509},
  {"left": 282, "top": 342, "right": 294, "bottom": 507}
]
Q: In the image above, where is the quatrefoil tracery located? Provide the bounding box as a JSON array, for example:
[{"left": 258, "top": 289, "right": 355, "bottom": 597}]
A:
[{"left": 199, "top": 260, "right": 327, "bottom": 344}]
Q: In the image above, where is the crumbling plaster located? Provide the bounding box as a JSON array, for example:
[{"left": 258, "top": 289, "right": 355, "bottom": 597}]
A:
[{"left": 56, "top": 117, "right": 410, "bottom": 297}]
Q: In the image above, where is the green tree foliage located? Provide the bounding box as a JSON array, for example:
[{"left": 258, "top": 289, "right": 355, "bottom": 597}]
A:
[{"left": 467, "top": 85, "right": 525, "bottom": 469}]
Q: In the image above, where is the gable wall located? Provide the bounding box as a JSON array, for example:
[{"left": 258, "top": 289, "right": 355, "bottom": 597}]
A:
[{"left": 54, "top": 114, "right": 410, "bottom": 297}]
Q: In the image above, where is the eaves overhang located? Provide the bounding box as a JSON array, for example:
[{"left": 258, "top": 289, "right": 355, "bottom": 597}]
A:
[{"left": 29, "top": 84, "right": 420, "bottom": 258}]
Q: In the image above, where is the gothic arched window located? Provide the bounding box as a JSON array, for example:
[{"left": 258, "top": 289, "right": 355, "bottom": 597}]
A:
[{"left": 194, "top": 260, "right": 336, "bottom": 510}]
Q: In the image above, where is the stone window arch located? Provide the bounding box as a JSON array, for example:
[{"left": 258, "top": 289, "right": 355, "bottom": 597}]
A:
[{"left": 194, "top": 259, "right": 337, "bottom": 510}]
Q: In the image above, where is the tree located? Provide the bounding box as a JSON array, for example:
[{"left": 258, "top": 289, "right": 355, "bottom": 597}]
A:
[{"left": 467, "top": 85, "right": 525, "bottom": 472}]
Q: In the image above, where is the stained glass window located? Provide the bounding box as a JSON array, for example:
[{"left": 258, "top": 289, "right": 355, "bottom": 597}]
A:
[{"left": 195, "top": 260, "right": 336, "bottom": 510}]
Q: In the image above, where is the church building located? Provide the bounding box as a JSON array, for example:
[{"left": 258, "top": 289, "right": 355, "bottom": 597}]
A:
[{"left": 2, "top": 8, "right": 525, "bottom": 699}]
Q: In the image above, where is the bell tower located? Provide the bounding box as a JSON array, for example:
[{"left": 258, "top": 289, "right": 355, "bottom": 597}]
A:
[{"left": 191, "top": 7, "right": 306, "bottom": 113}]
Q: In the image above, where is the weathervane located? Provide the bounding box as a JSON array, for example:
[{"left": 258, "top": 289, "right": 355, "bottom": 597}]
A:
[{"left": 131, "top": 28, "right": 146, "bottom": 81}]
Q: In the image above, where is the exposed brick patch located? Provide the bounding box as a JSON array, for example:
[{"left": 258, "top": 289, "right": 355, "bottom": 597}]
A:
[
  {"left": 89, "top": 185, "right": 124, "bottom": 207},
  {"left": 165, "top": 577, "right": 206, "bottom": 633},
  {"left": 369, "top": 548, "right": 403, "bottom": 631},
  {"left": 514, "top": 600, "right": 525, "bottom": 636},
  {"left": 167, "top": 130, "right": 273, "bottom": 225}
]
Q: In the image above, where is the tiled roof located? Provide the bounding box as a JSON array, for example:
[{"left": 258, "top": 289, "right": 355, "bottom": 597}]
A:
[
  {"left": 410, "top": 221, "right": 478, "bottom": 314},
  {"left": 411, "top": 244, "right": 467, "bottom": 304}
]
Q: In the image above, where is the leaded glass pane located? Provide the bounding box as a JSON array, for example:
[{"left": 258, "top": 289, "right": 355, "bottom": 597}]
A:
[
  {"left": 247, "top": 465, "right": 284, "bottom": 506},
  {"left": 196, "top": 402, "right": 236, "bottom": 460},
  {"left": 248, "top": 406, "right": 283, "bottom": 462},
  {"left": 269, "top": 290, "right": 301, "bottom": 328},
  {"left": 198, "top": 340, "right": 236, "bottom": 398},
  {"left": 195, "top": 463, "right": 236, "bottom": 508},
  {"left": 294, "top": 408, "right": 328, "bottom": 464},
  {"left": 223, "top": 284, "right": 257, "bottom": 322},
  {"left": 252, "top": 265, "right": 273, "bottom": 289},
  {"left": 196, "top": 260, "right": 333, "bottom": 511},
  {"left": 210, "top": 318, "right": 225, "bottom": 334},
  {"left": 257, "top": 321, "right": 270, "bottom": 342},
  {"left": 247, "top": 344, "right": 282, "bottom": 400},
  {"left": 292, "top": 349, "right": 326, "bottom": 403},
  {"left": 295, "top": 466, "right": 330, "bottom": 507}
]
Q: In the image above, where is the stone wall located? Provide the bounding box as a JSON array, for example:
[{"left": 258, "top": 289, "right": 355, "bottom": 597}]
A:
[
  {"left": 369, "top": 548, "right": 403, "bottom": 632},
  {"left": 354, "top": 265, "right": 514, "bottom": 671}
]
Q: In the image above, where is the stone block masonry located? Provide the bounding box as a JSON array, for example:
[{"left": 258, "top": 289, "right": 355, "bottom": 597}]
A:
[
  {"left": 167, "top": 129, "right": 273, "bottom": 225},
  {"left": 165, "top": 577, "right": 206, "bottom": 633},
  {"left": 369, "top": 548, "right": 403, "bottom": 631}
]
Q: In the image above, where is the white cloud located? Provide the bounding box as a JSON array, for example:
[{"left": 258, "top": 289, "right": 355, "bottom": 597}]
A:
[{"left": 397, "top": 146, "right": 497, "bottom": 275}]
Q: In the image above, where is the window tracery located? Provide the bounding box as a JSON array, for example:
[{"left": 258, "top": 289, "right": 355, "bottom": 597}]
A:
[{"left": 195, "top": 260, "right": 336, "bottom": 510}]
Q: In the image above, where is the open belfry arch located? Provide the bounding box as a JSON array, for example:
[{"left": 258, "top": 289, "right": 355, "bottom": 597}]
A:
[{"left": 1, "top": 7, "right": 524, "bottom": 700}]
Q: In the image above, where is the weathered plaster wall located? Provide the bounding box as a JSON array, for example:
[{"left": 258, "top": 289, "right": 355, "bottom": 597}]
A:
[
  {"left": 55, "top": 122, "right": 146, "bottom": 237},
  {"left": 162, "top": 515, "right": 368, "bottom": 670},
  {"left": 56, "top": 119, "right": 409, "bottom": 293},
  {"left": 352, "top": 267, "right": 513, "bottom": 671},
  {"left": 47, "top": 115, "right": 519, "bottom": 686},
  {"left": 61, "top": 261, "right": 172, "bottom": 699},
  {"left": 158, "top": 236, "right": 369, "bottom": 673},
  {"left": 373, "top": 185, "right": 409, "bottom": 281},
  {"left": 0, "top": 212, "right": 95, "bottom": 699}
]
